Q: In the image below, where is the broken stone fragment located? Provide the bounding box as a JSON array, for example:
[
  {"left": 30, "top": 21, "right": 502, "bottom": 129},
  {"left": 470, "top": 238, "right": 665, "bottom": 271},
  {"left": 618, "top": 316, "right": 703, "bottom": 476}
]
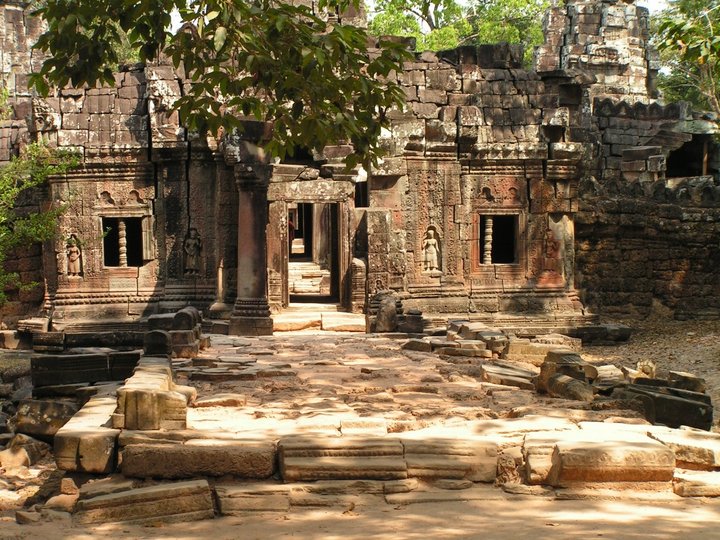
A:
[
  {"left": 13, "top": 399, "right": 79, "bottom": 438},
  {"left": 0, "top": 433, "right": 51, "bottom": 468},
  {"left": 43, "top": 492, "right": 79, "bottom": 512},
  {"left": 546, "top": 374, "right": 594, "bottom": 402},
  {"left": 668, "top": 371, "right": 706, "bottom": 394},
  {"left": 673, "top": 470, "right": 720, "bottom": 497},
  {"left": 537, "top": 350, "right": 597, "bottom": 394},
  {"left": 401, "top": 339, "right": 433, "bottom": 352},
  {"left": 15, "top": 510, "right": 42, "bottom": 524}
]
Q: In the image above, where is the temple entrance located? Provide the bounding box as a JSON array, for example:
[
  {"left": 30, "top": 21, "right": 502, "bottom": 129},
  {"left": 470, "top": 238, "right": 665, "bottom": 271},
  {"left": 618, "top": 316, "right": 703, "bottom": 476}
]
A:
[
  {"left": 265, "top": 166, "right": 358, "bottom": 315},
  {"left": 287, "top": 202, "right": 340, "bottom": 302}
]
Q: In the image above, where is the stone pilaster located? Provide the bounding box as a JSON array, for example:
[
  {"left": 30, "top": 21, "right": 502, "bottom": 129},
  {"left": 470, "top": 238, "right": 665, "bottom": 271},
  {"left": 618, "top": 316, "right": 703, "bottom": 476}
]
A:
[{"left": 228, "top": 165, "right": 273, "bottom": 336}]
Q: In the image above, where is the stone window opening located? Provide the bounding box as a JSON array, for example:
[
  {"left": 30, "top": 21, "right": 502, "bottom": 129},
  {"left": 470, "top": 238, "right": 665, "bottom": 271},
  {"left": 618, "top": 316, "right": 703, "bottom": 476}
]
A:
[
  {"left": 354, "top": 180, "right": 368, "bottom": 208},
  {"left": 478, "top": 214, "right": 518, "bottom": 265},
  {"left": 558, "top": 84, "right": 582, "bottom": 107},
  {"left": 667, "top": 134, "right": 716, "bottom": 178},
  {"left": 102, "top": 217, "right": 148, "bottom": 268},
  {"left": 543, "top": 125, "right": 565, "bottom": 143}
]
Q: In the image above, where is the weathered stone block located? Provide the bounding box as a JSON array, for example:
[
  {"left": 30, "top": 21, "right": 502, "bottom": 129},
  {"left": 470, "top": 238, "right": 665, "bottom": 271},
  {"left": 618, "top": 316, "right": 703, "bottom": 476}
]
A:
[
  {"left": 73, "top": 480, "right": 214, "bottom": 525},
  {"left": 14, "top": 399, "right": 79, "bottom": 438},
  {"left": 279, "top": 437, "right": 406, "bottom": 482},
  {"left": 547, "top": 437, "right": 675, "bottom": 486},
  {"left": 673, "top": 470, "right": 720, "bottom": 497},
  {"left": 121, "top": 440, "right": 275, "bottom": 479},
  {"left": 649, "top": 429, "right": 720, "bottom": 469},
  {"left": 55, "top": 396, "right": 119, "bottom": 474}
]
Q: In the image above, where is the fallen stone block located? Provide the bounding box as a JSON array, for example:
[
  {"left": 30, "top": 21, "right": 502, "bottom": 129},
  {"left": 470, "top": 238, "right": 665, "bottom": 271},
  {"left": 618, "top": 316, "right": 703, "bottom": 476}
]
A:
[
  {"left": 14, "top": 399, "right": 79, "bottom": 438},
  {"left": 546, "top": 374, "right": 594, "bottom": 402},
  {"left": 649, "top": 429, "right": 720, "bottom": 469},
  {"left": 31, "top": 353, "right": 110, "bottom": 387},
  {"left": 73, "top": 480, "right": 214, "bottom": 525},
  {"left": 537, "top": 350, "right": 597, "bottom": 393},
  {"left": 673, "top": 470, "right": 720, "bottom": 497},
  {"left": 614, "top": 385, "right": 713, "bottom": 431},
  {"left": 121, "top": 439, "right": 275, "bottom": 479},
  {"left": 79, "top": 476, "right": 136, "bottom": 499},
  {"left": 480, "top": 365, "right": 535, "bottom": 391},
  {"left": 15, "top": 510, "right": 42, "bottom": 524},
  {"left": 321, "top": 313, "right": 366, "bottom": 332},
  {"left": 54, "top": 396, "right": 120, "bottom": 474},
  {"left": 668, "top": 371, "right": 706, "bottom": 394},
  {"left": 401, "top": 339, "right": 433, "bottom": 352},
  {"left": 547, "top": 436, "right": 675, "bottom": 486}
]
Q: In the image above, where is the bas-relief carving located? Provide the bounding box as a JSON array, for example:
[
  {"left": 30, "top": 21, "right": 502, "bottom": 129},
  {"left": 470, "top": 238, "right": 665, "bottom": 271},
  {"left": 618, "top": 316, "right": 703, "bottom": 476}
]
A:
[
  {"left": 422, "top": 227, "right": 441, "bottom": 273},
  {"left": 31, "top": 98, "right": 60, "bottom": 133},
  {"left": 537, "top": 215, "right": 573, "bottom": 288},
  {"left": 183, "top": 228, "right": 202, "bottom": 276},
  {"left": 470, "top": 177, "right": 526, "bottom": 208},
  {"left": 66, "top": 235, "right": 82, "bottom": 277}
]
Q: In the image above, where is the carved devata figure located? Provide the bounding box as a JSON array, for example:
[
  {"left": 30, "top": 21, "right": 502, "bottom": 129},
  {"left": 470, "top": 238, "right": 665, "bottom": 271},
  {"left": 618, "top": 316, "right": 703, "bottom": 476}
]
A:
[
  {"left": 66, "top": 235, "right": 82, "bottom": 276},
  {"left": 184, "top": 228, "right": 202, "bottom": 275},
  {"left": 422, "top": 227, "right": 441, "bottom": 272},
  {"left": 538, "top": 227, "right": 564, "bottom": 287}
]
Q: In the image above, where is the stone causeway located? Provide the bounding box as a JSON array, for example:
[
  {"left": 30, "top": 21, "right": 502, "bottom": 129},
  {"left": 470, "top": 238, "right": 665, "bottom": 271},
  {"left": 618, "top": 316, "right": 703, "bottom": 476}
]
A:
[{"left": 34, "top": 327, "right": 720, "bottom": 525}]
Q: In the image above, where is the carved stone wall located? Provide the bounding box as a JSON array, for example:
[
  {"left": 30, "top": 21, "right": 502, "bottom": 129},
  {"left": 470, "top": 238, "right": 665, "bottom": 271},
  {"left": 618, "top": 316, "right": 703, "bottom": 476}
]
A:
[{"left": 1, "top": 0, "right": 719, "bottom": 329}]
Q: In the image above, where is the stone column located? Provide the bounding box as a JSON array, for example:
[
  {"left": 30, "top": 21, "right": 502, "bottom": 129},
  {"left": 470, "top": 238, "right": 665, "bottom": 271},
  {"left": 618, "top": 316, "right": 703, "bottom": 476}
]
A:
[
  {"left": 483, "top": 216, "right": 493, "bottom": 265},
  {"left": 228, "top": 166, "right": 273, "bottom": 336},
  {"left": 118, "top": 218, "right": 128, "bottom": 267}
]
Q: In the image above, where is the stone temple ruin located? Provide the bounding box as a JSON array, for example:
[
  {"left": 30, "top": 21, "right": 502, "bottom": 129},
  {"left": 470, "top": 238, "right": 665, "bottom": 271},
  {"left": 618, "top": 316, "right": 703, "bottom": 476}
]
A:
[
  {"left": 2, "top": 0, "right": 720, "bottom": 528},
  {"left": 0, "top": 0, "right": 718, "bottom": 342}
]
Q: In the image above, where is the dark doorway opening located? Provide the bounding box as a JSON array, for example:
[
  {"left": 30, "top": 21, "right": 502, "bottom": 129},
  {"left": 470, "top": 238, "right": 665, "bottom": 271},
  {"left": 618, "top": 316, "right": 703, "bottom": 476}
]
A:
[{"left": 288, "top": 202, "right": 339, "bottom": 303}]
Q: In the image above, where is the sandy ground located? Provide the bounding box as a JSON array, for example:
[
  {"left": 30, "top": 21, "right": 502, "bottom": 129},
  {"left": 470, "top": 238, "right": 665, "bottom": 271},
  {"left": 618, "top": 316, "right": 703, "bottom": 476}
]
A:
[
  {"left": 2, "top": 318, "right": 720, "bottom": 538},
  {"left": 2, "top": 494, "right": 720, "bottom": 539}
]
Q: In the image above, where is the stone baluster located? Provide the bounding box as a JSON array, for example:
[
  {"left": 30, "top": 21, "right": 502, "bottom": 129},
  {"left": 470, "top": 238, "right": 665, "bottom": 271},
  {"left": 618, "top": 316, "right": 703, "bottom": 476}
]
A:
[
  {"left": 483, "top": 216, "right": 493, "bottom": 265},
  {"left": 118, "top": 218, "right": 127, "bottom": 267}
]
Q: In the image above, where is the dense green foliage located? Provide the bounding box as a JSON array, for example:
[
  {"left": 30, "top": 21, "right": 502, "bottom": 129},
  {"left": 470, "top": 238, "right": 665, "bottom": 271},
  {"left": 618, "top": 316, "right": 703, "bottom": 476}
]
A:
[
  {"left": 0, "top": 142, "right": 78, "bottom": 304},
  {"left": 655, "top": 0, "right": 720, "bottom": 115},
  {"left": 369, "top": 0, "right": 551, "bottom": 65},
  {"left": 31, "top": 0, "right": 411, "bottom": 168},
  {"left": 369, "top": 0, "right": 470, "bottom": 51}
]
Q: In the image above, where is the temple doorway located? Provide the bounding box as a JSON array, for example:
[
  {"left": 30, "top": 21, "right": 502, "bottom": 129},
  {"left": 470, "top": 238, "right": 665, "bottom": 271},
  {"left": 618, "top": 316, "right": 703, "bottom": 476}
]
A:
[{"left": 286, "top": 202, "right": 340, "bottom": 303}]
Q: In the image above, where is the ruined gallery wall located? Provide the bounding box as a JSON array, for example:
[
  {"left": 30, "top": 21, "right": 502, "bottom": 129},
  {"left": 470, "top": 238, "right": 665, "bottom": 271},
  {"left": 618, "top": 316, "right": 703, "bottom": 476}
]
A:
[
  {"left": 575, "top": 99, "right": 720, "bottom": 319},
  {"left": 0, "top": 1, "right": 49, "bottom": 325}
]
